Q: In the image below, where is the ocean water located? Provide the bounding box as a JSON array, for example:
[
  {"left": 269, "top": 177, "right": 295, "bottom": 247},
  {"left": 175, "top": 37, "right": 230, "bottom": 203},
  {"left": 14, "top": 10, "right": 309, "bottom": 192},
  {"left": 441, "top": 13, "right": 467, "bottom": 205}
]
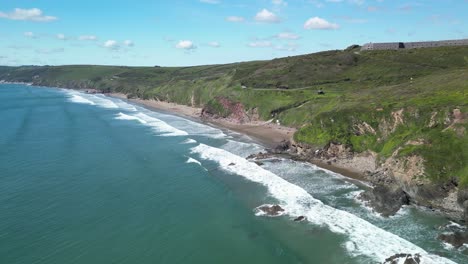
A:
[{"left": 0, "top": 84, "right": 466, "bottom": 264}]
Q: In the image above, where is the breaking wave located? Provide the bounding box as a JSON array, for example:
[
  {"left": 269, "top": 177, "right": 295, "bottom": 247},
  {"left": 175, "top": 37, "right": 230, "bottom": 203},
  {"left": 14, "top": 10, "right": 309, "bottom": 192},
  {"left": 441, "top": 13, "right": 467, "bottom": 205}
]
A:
[{"left": 190, "top": 143, "right": 455, "bottom": 264}]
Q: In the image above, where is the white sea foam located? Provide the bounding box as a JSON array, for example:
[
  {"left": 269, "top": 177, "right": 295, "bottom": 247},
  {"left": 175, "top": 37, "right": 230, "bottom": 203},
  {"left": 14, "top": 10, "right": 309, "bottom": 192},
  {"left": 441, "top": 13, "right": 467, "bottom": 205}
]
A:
[
  {"left": 114, "top": 112, "right": 188, "bottom": 136},
  {"left": 446, "top": 221, "right": 466, "bottom": 230},
  {"left": 190, "top": 143, "right": 456, "bottom": 264},
  {"left": 113, "top": 100, "right": 138, "bottom": 111},
  {"left": 181, "top": 138, "right": 197, "bottom": 144},
  {"left": 151, "top": 112, "right": 228, "bottom": 139},
  {"left": 68, "top": 94, "right": 96, "bottom": 105},
  {"left": 87, "top": 94, "right": 119, "bottom": 109},
  {"left": 220, "top": 139, "right": 264, "bottom": 158},
  {"left": 442, "top": 242, "right": 455, "bottom": 251},
  {"left": 115, "top": 112, "right": 147, "bottom": 124},
  {"left": 133, "top": 113, "right": 188, "bottom": 136},
  {"left": 186, "top": 157, "right": 202, "bottom": 166}
]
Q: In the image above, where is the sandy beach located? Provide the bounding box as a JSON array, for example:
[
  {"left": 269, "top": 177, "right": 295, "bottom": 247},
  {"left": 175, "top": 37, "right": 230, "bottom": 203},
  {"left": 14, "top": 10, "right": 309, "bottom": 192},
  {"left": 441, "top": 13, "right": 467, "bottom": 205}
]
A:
[
  {"left": 109, "top": 93, "right": 296, "bottom": 148},
  {"left": 108, "top": 93, "right": 369, "bottom": 183}
]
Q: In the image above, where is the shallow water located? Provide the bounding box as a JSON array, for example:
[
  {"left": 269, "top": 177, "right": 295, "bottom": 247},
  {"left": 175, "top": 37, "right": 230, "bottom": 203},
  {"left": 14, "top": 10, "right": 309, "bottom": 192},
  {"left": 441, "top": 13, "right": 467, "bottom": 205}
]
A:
[{"left": 0, "top": 84, "right": 465, "bottom": 263}]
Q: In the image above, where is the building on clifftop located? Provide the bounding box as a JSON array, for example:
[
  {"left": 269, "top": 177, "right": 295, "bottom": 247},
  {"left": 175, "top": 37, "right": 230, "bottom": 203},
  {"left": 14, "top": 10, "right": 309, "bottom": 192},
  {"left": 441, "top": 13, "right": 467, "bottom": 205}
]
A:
[{"left": 361, "top": 39, "right": 468, "bottom": 51}]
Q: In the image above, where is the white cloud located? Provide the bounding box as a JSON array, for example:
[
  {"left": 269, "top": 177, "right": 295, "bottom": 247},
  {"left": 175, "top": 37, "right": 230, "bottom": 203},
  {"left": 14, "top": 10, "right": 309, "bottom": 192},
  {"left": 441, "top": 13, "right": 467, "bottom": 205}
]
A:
[
  {"left": 79, "top": 35, "right": 97, "bottom": 41},
  {"left": 0, "top": 8, "right": 57, "bottom": 22},
  {"left": 276, "top": 32, "right": 300, "bottom": 40},
  {"left": 248, "top": 41, "right": 272, "bottom": 48},
  {"left": 226, "top": 16, "right": 245, "bottom": 22},
  {"left": 304, "top": 17, "right": 339, "bottom": 30},
  {"left": 176, "top": 40, "right": 196, "bottom": 50},
  {"left": 272, "top": 0, "right": 287, "bottom": 6},
  {"left": 254, "top": 9, "right": 280, "bottom": 23},
  {"left": 123, "top": 40, "right": 134, "bottom": 47},
  {"left": 200, "top": 0, "right": 220, "bottom": 4},
  {"left": 56, "top": 34, "right": 66, "bottom": 40},
  {"left": 104, "top": 40, "right": 119, "bottom": 50},
  {"left": 24, "top": 32, "right": 36, "bottom": 38},
  {"left": 208, "top": 41, "right": 220, "bottom": 48}
]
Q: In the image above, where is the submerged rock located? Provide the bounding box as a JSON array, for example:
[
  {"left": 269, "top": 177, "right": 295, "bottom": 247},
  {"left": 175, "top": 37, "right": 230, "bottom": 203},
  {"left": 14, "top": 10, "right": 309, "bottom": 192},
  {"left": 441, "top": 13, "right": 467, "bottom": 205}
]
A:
[
  {"left": 384, "top": 253, "right": 421, "bottom": 264},
  {"left": 293, "top": 216, "right": 306, "bottom": 222},
  {"left": 247, "top": 152, "right": 273, "bottom": 160},
  {"left": 359, "top": 185, "right": 410, "bottom": 217},
  {"left": 256, "top": 204, "right": 285, "bottom": 217},
  {"left": 228, "top": 163, "right": 236, "bottom": 166},
  {"left": 254, "top": 161, "right": 264, "bottom": 166},
  {"left": 438, "top": 231, "right": 468, "bottom": 248}
]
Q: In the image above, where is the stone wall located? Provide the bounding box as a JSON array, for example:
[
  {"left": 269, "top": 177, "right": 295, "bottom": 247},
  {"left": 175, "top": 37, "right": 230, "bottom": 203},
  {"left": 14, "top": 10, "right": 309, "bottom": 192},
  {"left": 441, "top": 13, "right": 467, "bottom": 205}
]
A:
[{"left": 361, "top": 39, "right": 468, "bottom": 51}]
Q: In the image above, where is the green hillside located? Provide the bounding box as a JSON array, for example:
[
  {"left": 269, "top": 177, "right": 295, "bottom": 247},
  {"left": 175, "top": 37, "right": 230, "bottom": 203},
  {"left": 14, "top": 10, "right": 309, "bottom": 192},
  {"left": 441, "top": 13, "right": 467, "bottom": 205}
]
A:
[{"left": 1, "top": 45, "right": 467, "bottom": 184}]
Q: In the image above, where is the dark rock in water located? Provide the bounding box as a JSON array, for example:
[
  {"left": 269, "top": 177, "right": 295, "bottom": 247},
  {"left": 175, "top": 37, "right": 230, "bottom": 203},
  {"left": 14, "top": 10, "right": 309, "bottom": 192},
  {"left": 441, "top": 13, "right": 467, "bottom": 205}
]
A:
[
  {"left": 438, "top": 230, "right": 468, "bottom": 248},
  {"left": 257, "top": 204, "right": 285, "bottom": 217},
  {"left": 254, "top": 161, "right": 264, "bottom": 166},
  {"left": 293, "top": 216, "right": 306, "bottom": 222},
  {"left": 359, "top": 185, "right": 410, "bottom": 217},
  {"left": 247, "top": 152, "right": 274, "bottom": 160},
  {"left": 228, "top": 163, "right": 236, "bottom": 166},
  {"left": 384, "top": 253, "right": 421, "bottom": 264}
]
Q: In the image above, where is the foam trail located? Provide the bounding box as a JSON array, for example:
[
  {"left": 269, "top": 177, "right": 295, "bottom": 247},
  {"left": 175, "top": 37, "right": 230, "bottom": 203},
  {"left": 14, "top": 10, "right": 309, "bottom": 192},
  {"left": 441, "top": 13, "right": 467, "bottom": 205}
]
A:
[
  {"left": 115, "top": 113, "right": 147, "bottom": 124},
  {"left": 191, "top": 143, "right": 456, "bottom": 264},
  {"left": 114, "top": 100, "right": 137, "bottom": 111},
  {"left": 181, "top": 138, "right": 197, "bottom": 144},
  {"left": 114, "top": 112, "right": 188, "bottom": 137},
  {"left": 133, "top": 113, "right": 188, "bottom": 136},
  {"left": 220, "top": 139, "right": 264, "bottom": 158},
  {"left": 88, "top": 94, "right": 119, "bottom": 109},
  {"left": 68, "top": 94, "right": 96, "bottom": 105},
  {"left": 186, "top": 157, "right": 202, "bottom": 166},
  {"left": 152, "top": 112, "right": 228, "bottom": 139}
]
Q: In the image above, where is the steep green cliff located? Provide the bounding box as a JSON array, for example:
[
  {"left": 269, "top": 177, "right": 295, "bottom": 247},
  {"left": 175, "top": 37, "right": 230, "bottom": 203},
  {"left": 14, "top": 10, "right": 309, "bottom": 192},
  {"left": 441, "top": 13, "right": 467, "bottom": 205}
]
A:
[{"left": 1, "top": 45, "right": 467, "bottom": 185}]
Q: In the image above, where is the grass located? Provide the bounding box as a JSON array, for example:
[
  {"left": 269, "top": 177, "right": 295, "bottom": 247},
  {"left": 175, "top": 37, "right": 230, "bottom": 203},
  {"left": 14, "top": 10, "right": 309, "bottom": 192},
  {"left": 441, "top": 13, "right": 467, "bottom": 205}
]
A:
[{"left": 0, "top": 45, "right": 467, "bottom": 184}]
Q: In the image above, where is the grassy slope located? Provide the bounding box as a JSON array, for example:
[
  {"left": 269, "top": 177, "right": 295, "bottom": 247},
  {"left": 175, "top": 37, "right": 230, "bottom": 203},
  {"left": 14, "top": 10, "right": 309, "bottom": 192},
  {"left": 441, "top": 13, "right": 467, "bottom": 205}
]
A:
[{"left": 1, "top": 46, "right": 467, "bottom": 184}]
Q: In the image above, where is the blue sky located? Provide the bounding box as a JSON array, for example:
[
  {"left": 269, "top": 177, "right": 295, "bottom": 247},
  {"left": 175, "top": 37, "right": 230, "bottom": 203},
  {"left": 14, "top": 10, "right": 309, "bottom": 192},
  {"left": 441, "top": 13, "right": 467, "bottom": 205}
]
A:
[{"left": 0, "top": 0, "right": 467, "bottom": 66}]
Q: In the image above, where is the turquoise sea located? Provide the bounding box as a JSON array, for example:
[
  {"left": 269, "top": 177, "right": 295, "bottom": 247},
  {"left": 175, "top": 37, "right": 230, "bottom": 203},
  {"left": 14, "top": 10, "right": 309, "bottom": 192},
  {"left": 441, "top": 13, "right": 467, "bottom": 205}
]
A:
[{"left": 0, "top": 84, "right": 466, "bottom": 264}]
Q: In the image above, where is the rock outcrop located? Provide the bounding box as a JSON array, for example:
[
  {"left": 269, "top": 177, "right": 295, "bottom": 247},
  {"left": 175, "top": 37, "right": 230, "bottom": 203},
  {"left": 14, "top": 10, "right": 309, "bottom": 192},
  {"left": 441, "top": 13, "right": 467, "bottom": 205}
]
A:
[
  {"left": 384, "top": 253, "right": 421, "bottom": 264},
  {"left": 359, "top": 185, "right": 410, "bottom": 217},
  {"left": 256, "top": 204, "right": 285, "bottom": 217}
]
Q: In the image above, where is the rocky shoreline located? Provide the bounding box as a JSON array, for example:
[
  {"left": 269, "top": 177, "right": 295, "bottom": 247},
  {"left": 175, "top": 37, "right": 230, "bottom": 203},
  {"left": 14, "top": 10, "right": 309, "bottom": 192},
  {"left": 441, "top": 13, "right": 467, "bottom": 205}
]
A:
[
  {"left": 249, "top": 139, "right": 467, "bottom": 222},
  {"left": 6, "top": 84, "right": 467, "bottom": 251},
  {"left": 109, "top": 89, "right": 468, "bottom": 228}
]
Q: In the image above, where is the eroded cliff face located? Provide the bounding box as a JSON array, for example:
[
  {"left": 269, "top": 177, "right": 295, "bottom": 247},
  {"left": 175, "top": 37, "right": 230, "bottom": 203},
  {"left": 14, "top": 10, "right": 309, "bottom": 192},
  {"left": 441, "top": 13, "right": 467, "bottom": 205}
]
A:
[
  {"left": 290, "top": 107, "right": 467, "bottom": 220},
  {"left": 201, "top": 96, "right": 260, "bottom": 124}
]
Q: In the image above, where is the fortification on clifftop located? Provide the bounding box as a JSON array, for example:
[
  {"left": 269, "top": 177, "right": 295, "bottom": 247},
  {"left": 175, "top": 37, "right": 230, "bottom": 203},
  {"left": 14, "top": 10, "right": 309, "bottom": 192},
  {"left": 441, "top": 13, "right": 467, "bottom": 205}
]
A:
[{"left": 361, "top": 39, "right": 468, "bottom": 51}]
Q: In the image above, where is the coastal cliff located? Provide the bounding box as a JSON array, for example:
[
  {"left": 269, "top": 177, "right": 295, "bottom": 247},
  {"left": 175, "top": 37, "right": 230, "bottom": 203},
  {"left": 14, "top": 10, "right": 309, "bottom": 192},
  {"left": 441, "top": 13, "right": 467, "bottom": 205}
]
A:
[{"left": 1, "top": 45, "right": 467, "bottom": 222}]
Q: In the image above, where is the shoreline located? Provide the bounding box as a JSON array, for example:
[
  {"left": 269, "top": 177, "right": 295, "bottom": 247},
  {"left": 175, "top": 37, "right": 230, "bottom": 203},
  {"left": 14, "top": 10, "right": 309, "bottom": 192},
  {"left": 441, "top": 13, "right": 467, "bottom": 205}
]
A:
[
  {"left": 107, "top": 92, "right": 371, "bottom": 184},
  {"left": 108, "top": 93, "right": 296, "bottom": 148}
]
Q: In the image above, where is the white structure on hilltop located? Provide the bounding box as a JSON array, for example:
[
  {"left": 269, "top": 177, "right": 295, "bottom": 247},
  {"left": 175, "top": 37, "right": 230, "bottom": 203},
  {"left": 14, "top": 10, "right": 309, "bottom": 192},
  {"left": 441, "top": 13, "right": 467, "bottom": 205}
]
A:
[{"left": 361, "top": 39, "right": 468, "bottom": 51}]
